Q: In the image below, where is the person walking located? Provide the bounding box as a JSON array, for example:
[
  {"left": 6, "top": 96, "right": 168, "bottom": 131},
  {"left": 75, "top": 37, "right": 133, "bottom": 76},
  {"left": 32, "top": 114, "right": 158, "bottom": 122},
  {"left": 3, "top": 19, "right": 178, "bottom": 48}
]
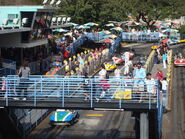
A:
[
  {"left": 133, "top": 62, "right": 146, "bottom": 101},
  {"left": 161, "top": 77, "right": 168, "bottom": 108},
  {"left": 17, "top": 61, "right": 31, "bottom": 100},
  {"left": 99, "top": 64, "right": 107, "bottom": 79},
  {"left": 124, "top": 60, "right": 132, "bottom": 75},
  {"left": 162, "top": 52, "right": 167, "bottom": 69},
  {"left": 145, "top": 73, "right": 156, "bottom": 101}
]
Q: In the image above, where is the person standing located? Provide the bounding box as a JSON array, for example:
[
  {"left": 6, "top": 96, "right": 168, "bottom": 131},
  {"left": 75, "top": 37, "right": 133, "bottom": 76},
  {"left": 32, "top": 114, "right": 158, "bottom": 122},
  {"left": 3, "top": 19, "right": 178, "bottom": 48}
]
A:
[
  {"left": 114, "top": 67, "right": 121, "bottom": 79},
  {"left": 162, "top": 52, "right": 167, "bottom": 69},
  {"left": 133, "top": 63, "right": 146, "bottom": 101},
  {"left": 124, "top": 60, "right": 132, "bottom": 75},
  {"left": 161, "top": 77, "right": 168, "bottom": 108},
  {"left": 99, "top": 64, "right": 107, "bottom": 79},
  {"left": 145, "top": 73, "right": 156, "bottom": 101},
  {"left": 18, "top": 61, "right": 31, "bottom": 100}
]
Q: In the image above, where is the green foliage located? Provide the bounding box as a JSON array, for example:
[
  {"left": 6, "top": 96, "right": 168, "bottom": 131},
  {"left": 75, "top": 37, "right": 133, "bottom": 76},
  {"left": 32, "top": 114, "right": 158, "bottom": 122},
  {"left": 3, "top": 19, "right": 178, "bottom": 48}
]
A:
[
  {"left": 32, "top": 0, "right": 185, "bottom": 26},
  {"left": 179, "top": 25, "right": 185, "bottom": 34}
]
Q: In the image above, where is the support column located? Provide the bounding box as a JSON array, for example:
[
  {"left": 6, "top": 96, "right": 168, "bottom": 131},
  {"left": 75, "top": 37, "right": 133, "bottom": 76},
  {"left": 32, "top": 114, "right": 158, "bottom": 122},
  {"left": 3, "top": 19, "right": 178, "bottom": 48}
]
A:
[
  {"left": 21, "top": 48, "right": 23, "bottom": 64},
  {"left": 134, "top": 112, "right": 140, "bottom": 139},
  {"left": 140, "top": 113, "right": 149, "bottom": 139}
]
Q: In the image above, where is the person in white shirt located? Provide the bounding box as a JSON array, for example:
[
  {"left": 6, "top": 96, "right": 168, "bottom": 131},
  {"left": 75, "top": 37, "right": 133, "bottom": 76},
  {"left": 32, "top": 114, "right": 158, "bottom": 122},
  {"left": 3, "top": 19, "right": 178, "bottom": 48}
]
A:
[
  {"left": 145, "top": 73, "right": 156, "bottom": 95},
  {"left": 114, "top": 67, "right": 121, "bottom": 79},
  {"left": 161, "top": 77, "right": 168, "bottom": 108},
  {"left": 124, "top": 60, "right": 132, "bottom": 75},
  {"left": 124, "top": 52, "right": 130, "bottom": 64},
  {"left": 161, "top": 77, "right": 168, "bottom": 94},
  {"left": 18, "top": 61, "right": 31, "bottom": 100},
  {"left": 99, "top": 64, "right": 107, "bottom": 79},
  {"left": 144, "top": 73, "right": 156, "bottom": 103}
]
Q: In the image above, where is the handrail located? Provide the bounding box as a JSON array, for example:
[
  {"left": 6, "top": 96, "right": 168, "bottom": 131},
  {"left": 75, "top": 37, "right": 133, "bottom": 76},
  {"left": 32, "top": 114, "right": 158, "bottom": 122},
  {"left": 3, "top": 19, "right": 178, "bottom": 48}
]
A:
[{"left": 1, "top": 76, "right": 159, "bottom": 110}]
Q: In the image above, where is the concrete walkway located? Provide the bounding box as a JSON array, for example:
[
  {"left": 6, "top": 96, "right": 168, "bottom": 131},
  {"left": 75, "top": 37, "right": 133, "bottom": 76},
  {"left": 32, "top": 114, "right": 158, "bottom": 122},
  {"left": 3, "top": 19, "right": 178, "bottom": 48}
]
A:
[{"left": 150, "top": 63, "right": 167, "bottom": 77}]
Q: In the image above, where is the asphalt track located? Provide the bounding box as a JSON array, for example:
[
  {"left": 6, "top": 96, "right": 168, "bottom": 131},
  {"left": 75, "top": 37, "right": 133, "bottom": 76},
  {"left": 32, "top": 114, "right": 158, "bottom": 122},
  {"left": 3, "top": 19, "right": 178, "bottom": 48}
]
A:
[{"left": 27, "top": 44, "right": 154, "bottom": 139}]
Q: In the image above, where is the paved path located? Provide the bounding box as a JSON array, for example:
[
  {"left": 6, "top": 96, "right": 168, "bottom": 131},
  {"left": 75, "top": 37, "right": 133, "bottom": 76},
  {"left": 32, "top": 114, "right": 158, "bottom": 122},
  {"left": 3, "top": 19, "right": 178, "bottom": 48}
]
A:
[{"left": 150, "top": 63, "right": 167, "bottom": 77}]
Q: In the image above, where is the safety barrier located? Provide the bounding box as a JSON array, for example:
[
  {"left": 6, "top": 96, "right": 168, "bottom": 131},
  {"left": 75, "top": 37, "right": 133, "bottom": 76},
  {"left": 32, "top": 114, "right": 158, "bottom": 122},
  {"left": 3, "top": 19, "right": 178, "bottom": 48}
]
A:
[
  {"left": 0, "top": 76, "right": 160, "bottom": 110},
  {"left": 166, "top": 50, "right": 173, "bottom": 111},
  {"left": 10, "top": 109, "right": 50, "bottom": 137},
  {"left": 121, "top": 32, "right": 160, "bottom": 42},
  {"left": 144, "top": 50, "right": 155, "bottom": 73},
  {"left": 56, "top": 48, "right": 110, "bottom": 76}
]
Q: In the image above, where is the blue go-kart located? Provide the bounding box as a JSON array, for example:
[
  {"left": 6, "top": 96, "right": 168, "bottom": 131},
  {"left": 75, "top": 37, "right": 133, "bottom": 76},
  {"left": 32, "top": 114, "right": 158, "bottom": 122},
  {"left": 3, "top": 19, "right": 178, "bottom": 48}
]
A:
[{"left": 50, "top": 109, "right": 79, "bottom": 126}]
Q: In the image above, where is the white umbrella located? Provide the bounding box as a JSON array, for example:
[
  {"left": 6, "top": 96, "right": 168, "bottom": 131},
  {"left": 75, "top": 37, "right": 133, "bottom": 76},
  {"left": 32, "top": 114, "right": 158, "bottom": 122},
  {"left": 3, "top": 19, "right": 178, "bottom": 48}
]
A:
[
  {"left": 105, "top": 23, "right": 114, "bottom": 27},
  {"left": 84, "top": 22, "right": 99, "bottom": 26}
]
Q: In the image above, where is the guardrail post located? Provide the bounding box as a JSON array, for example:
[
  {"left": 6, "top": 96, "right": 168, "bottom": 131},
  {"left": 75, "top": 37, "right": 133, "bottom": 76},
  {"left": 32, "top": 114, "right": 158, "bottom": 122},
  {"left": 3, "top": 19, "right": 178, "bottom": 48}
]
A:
[
  {"left": 62, "top": 79, "right": 64, "bottom": 107},
  {"left": 40, "top": 76, "right": 42, "bottom": 95},
  {"left": 90, "top": 80, "right": 93, "bottom": 108},
  {"left": 34, "top": 80, "right": 37, "bottom": 107},
  {"left": 5, "top": 78, "right": 8, "bottom": 106},
  {"left": 119, "top": 98, "right": 122, "bottom": 109},
  {"left": 149, "top": 91, "right": 151, "bottom": 110}
]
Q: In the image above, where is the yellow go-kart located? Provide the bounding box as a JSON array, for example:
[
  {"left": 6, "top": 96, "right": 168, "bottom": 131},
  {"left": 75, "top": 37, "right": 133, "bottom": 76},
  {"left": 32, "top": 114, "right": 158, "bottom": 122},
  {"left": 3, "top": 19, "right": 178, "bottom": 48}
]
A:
[
  {"left": 104, "top": 62, "right": 117, "bottom": 71},
  {"left": 179, "top": 39, "right": 185, "bottom": 43},
  {"left": 151, "top": 46, "right": 159, "bottom": 50}
]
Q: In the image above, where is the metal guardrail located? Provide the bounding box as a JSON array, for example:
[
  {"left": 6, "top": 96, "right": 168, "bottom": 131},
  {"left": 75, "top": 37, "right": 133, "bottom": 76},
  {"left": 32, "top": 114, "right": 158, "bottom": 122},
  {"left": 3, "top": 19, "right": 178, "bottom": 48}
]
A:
[
  {"left": 166, "top": 50, "right": 173, "bottom": 111},
  {"left": 121, "top": 32, "right": 160, "bottom": 42},
  {"left": 144, "top": 50, "right": 155, "bottom": 73},
  {"left": 0, "top": 76, "right": 159, "bottom": 109}
]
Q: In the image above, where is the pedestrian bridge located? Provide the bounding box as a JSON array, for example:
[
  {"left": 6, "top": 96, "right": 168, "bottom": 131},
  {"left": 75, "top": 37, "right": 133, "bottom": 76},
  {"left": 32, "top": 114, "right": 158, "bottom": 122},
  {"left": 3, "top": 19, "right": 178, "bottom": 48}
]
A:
[{"left": 0, "top": 75, "right": 160, "bottom": 110}]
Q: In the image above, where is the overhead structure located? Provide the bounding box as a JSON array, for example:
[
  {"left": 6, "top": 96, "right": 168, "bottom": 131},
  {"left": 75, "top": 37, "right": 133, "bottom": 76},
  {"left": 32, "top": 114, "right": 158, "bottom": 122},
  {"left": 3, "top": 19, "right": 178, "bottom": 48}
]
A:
[
  {"left": 50, "top": 0, "right": 56, "bottom": 5},
  {"left": 56, "top": 0, "right": 62, "bottom": 6},
  {"left": 42, "top": 0, "right": 48, "bottom": 5}
]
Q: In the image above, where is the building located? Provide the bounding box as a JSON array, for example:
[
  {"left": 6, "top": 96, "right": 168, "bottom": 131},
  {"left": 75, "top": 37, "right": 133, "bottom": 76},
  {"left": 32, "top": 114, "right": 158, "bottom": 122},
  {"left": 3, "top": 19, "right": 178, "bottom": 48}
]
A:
[{"left": 0, "top": 5, "right": 70, "bottom": 75}]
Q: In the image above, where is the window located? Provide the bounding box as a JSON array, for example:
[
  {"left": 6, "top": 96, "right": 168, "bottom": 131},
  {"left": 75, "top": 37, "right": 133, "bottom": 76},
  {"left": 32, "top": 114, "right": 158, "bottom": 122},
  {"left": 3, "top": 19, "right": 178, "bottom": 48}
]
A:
[{"left": 8, "top": 14, "right": 18, "bottom": 21}]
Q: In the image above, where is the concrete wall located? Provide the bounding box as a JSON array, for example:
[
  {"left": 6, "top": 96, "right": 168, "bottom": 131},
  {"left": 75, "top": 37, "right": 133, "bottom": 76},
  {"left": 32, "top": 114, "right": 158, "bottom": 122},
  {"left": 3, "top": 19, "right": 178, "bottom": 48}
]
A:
[{"left": 0, "top": 33, "right": 21, "bottom": 48}]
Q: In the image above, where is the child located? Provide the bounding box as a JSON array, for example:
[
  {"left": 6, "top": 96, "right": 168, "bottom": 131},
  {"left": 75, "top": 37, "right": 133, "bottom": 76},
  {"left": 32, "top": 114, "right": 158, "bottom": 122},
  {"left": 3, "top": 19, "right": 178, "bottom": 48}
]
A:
[
  {"left": 161, "top": 77, "right": 168, "bottom": 95},
  {"left": 161, "top": 77, "right": 168, "bottom": 108}
]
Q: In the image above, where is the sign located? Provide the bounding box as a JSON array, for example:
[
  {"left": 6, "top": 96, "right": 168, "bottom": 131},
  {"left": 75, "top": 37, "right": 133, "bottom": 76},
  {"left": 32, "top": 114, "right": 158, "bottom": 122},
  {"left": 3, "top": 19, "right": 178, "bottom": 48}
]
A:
[{"left": 114, "top": 88, "right": 132, "bottom": 99}]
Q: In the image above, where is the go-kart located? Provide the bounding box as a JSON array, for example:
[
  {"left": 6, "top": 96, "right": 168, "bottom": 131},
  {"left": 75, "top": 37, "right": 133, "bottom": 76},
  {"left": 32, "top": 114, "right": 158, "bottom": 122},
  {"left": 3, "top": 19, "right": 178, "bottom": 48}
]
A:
[
  {"left": 104, "top": 62, "right": 117, "bottom": 71},
  {"left": 50, "top": 109, "right": 79, "bottom": 126},
  {"left": 174, "top": 58, "right": 185, "bottom": 67}
]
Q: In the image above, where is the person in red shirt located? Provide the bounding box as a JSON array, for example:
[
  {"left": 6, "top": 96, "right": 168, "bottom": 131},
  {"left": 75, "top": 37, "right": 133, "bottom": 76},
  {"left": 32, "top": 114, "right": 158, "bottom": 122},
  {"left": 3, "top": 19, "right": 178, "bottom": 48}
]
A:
[
  {"left": 154, "top": 69, "right": 164, "bottom": 81},
  {"left": 63, "top": 50, "right": 69, "bottom": 59},
  {"left": 154, "top": 69, "right": 164, "bottom": 90}
]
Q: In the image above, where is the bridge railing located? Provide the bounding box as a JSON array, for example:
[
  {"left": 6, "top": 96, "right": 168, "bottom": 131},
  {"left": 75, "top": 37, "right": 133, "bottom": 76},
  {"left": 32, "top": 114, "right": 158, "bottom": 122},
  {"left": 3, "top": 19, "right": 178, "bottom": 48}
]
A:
[
  {"left": 0, "top": 76, "right": 159, "bottom": 109},
  {"left": 121, "top": 32, "right": 160, "bottom": 42}
]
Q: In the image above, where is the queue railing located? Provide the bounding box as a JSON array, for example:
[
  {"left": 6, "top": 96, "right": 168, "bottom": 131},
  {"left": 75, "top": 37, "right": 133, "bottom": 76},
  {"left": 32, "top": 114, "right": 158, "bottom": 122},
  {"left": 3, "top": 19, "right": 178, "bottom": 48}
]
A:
[
  {"left": 0, "top": 76, "right": 159, "bottom": 110},
  {"left": 121, "top": 32, "right": 160, "bottom": 42},
  {"left": 144, "top": 50, "right": 155, "bottom": 73}
]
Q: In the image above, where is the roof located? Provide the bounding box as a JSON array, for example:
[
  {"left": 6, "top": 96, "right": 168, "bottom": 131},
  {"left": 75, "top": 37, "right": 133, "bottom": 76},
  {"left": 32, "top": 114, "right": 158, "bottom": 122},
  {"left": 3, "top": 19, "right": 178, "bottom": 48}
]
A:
[{"left": 0, "top": 5, "right": 59, "bottom": 12}]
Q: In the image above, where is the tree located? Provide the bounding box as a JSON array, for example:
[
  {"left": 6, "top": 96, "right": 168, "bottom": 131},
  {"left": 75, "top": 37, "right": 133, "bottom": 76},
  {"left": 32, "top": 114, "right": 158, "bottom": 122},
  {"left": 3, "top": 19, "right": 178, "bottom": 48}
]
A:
[{"left": 124, "top": 0, "right": 185, "bottom": 28}]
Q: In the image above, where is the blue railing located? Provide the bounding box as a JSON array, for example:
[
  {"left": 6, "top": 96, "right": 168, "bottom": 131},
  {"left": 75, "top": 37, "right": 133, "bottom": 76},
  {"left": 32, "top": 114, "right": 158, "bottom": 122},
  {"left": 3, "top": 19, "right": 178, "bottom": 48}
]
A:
[
  {"left": 0, "top": 76, "right": 159, "bottom": 109},
  {"left": 121, "top": 32, "right": 160, "bottom": 42}
]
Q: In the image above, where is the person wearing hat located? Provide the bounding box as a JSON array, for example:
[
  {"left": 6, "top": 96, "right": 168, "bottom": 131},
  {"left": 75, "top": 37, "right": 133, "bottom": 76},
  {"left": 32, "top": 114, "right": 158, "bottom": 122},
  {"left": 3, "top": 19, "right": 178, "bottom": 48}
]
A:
[{"left": 133, "top": 62, "right": 146, "bottom": 100}]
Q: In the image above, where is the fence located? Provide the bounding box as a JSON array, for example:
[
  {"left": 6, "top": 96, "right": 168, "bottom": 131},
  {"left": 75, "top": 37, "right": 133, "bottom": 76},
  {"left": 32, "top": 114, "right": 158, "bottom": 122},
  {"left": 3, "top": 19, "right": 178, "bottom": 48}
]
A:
[
  {"left": 144, "top": 50, "right": 155, "bottom": 73},
  {"left": 121, "top": 32, "right": 160, "bottom": 42},
  {"left": 0, "top": 75, "right": 160, "bottom": 110},
  {"left": 56, "top": 48, "right": 110, "bottom": 76}
]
